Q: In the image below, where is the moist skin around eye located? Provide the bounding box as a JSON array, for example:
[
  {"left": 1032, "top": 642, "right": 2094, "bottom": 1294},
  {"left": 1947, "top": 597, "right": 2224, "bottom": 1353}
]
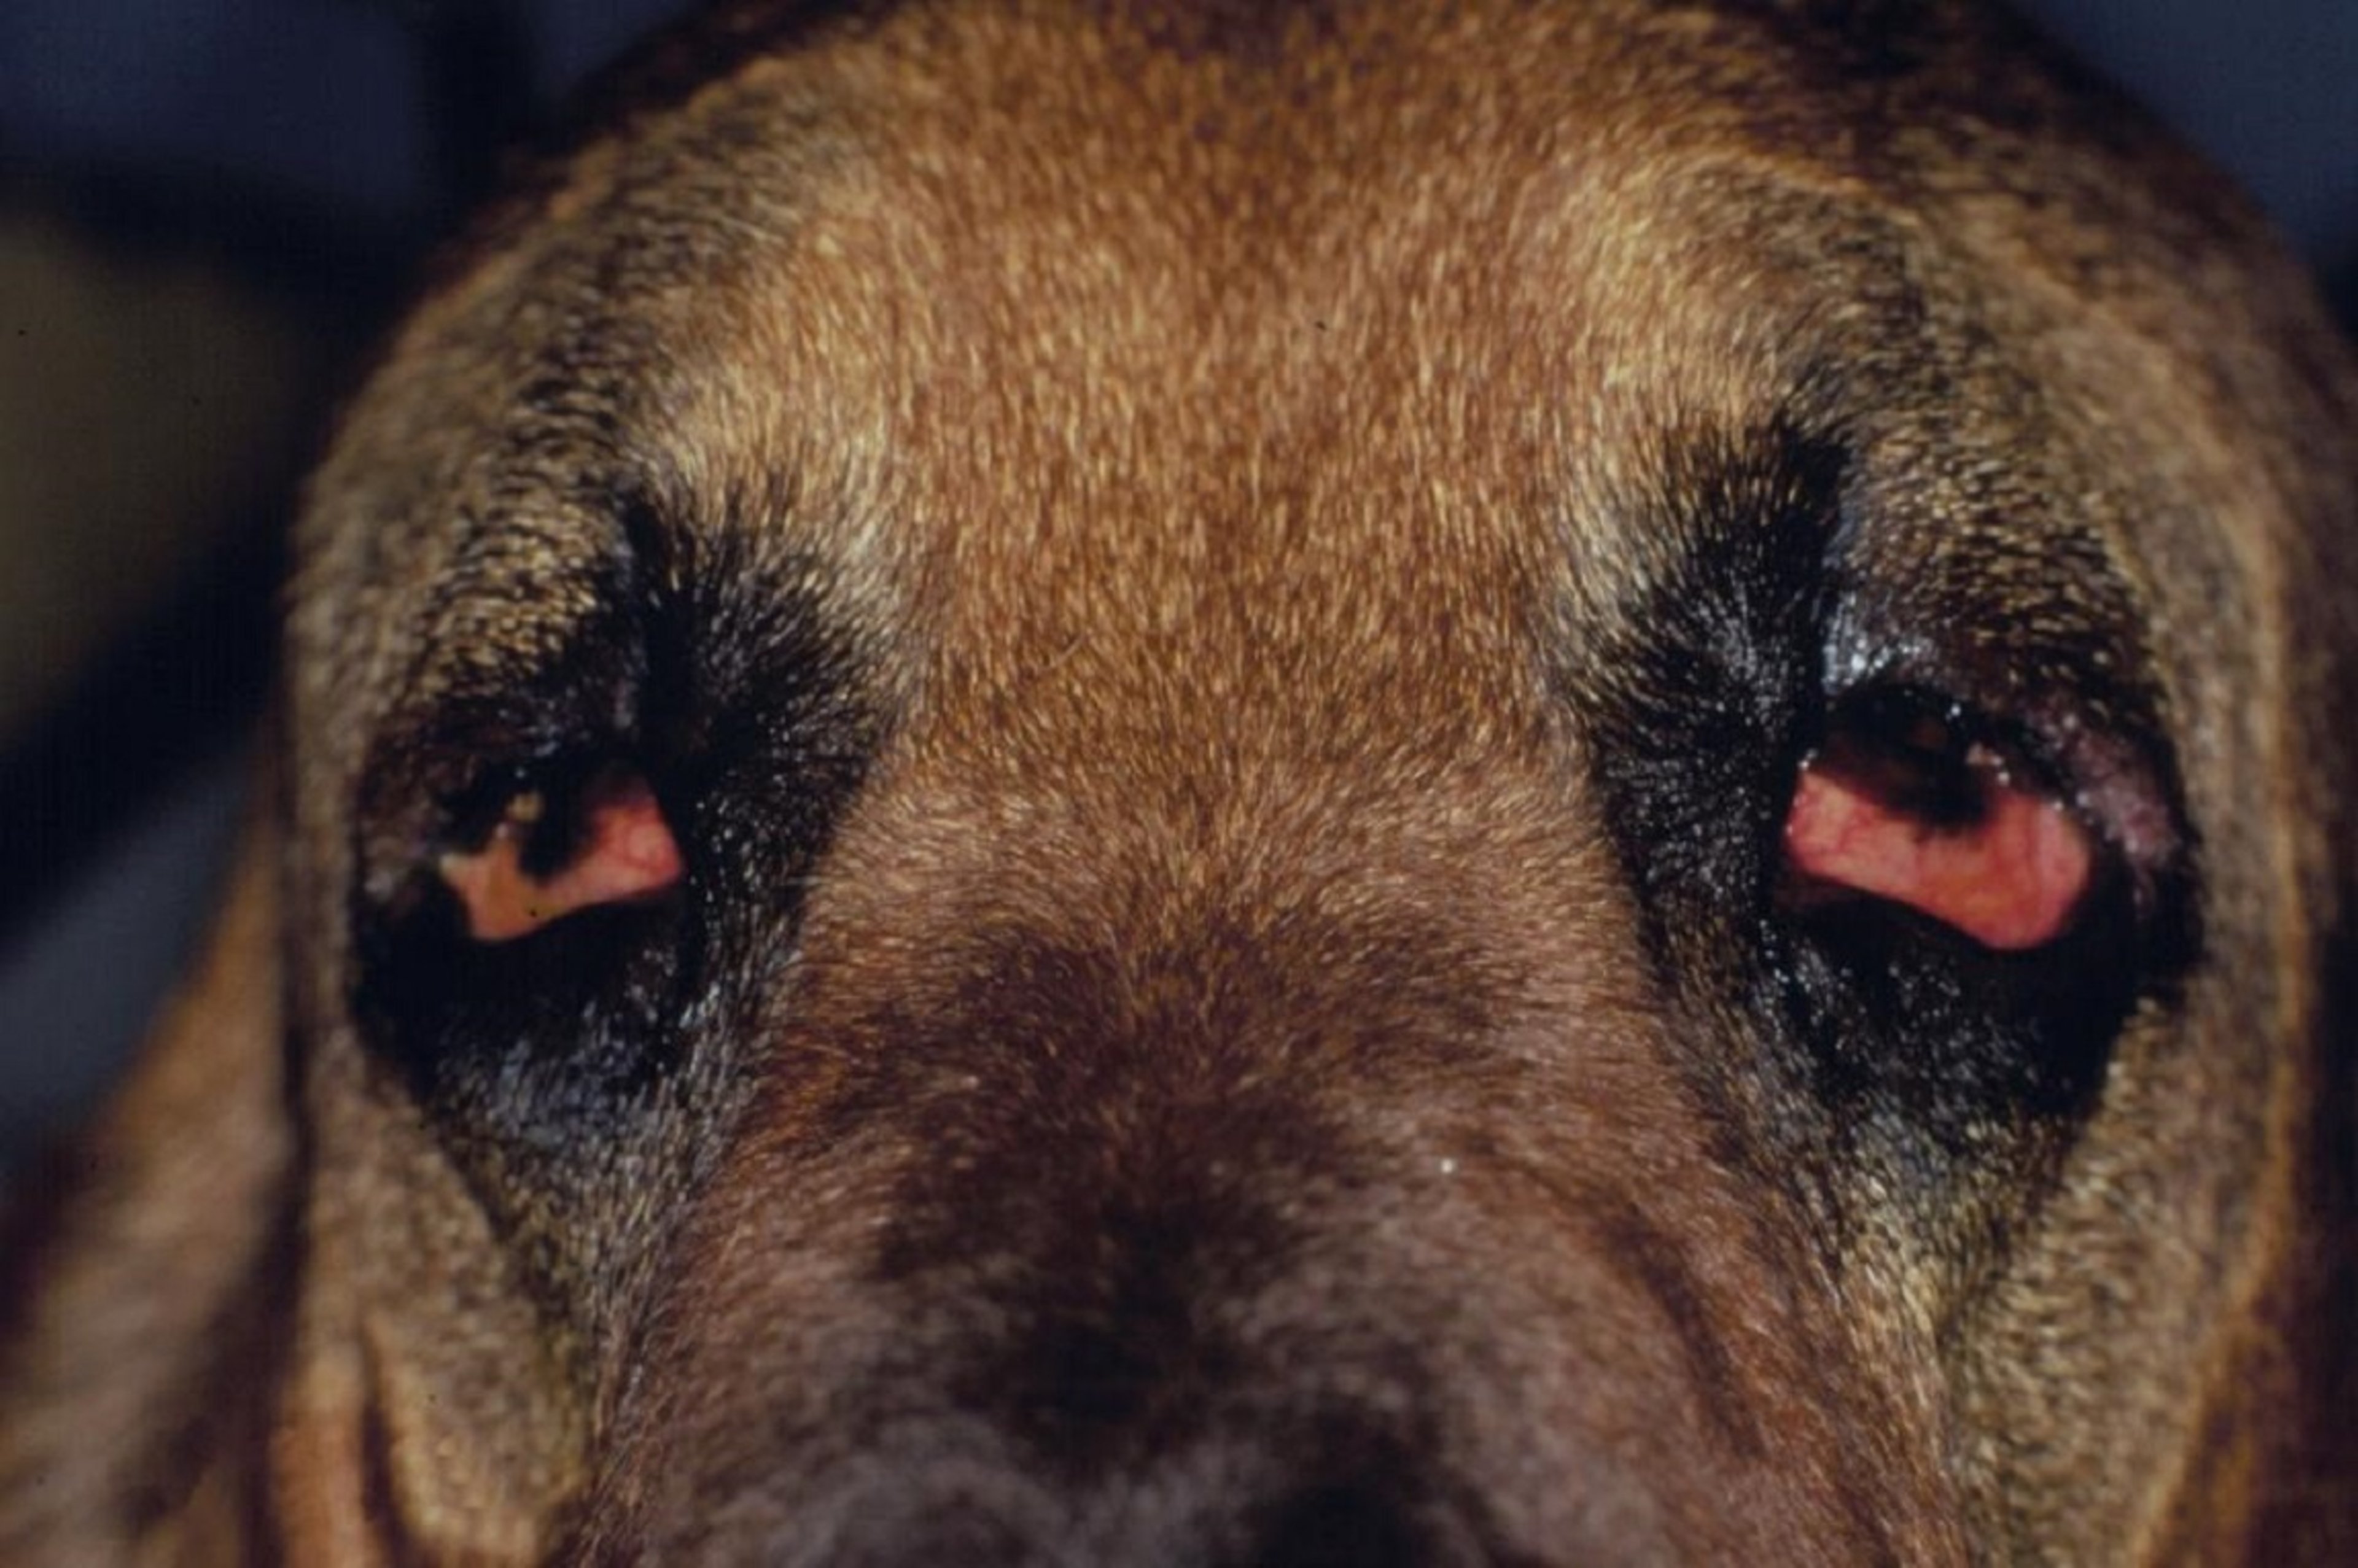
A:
[
  {"left": 1783, "top": 739, "right": 2095, "bottom": 952},
  {"left": 438, "top": 766, "right": 683, "bottom": 942}
]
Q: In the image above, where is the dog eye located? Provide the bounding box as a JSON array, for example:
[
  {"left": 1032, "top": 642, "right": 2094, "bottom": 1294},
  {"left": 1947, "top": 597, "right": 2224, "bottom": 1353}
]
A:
[
  {"left": 437, "top": 760, "right": 684, "bottom": 942},
  {"left": 1780, "top": 689, "right": 2095, "bottom": 950}
]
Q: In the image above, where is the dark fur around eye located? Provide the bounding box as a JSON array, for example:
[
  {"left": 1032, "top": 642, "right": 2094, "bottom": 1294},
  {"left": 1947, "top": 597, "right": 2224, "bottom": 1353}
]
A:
[
  {"left": 1570, "top": 427, "right": 2193, "bottom": 1208},
  {"left": 349, "top": 494, "right": 881, "bottom": 1134}
]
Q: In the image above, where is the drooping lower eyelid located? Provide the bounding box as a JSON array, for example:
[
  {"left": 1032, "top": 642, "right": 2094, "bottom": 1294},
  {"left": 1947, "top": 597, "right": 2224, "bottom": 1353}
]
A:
[
  {"left": 1783, "top": 755, "right": 2098, "bottom": 951},
  {"left": 435, "top": 761, "right": 685, "bottom": 943},
  {"left": 1802, "top": 672, "right": 2187, "bottom": 931}
]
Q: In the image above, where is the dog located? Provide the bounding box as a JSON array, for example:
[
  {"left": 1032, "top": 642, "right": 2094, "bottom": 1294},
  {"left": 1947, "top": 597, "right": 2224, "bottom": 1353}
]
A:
[{"left": 3, "top": 0, "right": 2353, "bottom": 1561}]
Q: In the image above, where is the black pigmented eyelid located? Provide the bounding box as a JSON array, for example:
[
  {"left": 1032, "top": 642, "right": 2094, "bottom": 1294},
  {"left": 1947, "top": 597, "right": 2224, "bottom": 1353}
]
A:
[
  {"left": 1819, "top": 671, "right": 2136, "bottom": 856},
  {"left": 1816, "top": 685, "right": 2053, "bottom": 786},
  {"left": 437, "top": 753, "right": 654, "bottom": 883}
]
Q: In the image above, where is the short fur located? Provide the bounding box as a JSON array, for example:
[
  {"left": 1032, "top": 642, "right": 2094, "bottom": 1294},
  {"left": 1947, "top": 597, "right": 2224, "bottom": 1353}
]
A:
[{"left": 4, "top": 1, "right": 2353, "bottom": 1562}]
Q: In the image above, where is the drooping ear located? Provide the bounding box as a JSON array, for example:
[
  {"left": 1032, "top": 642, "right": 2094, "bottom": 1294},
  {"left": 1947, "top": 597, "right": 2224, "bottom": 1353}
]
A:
[{"left": 0, "top": 791, "right": 294, "bottom": 1564}]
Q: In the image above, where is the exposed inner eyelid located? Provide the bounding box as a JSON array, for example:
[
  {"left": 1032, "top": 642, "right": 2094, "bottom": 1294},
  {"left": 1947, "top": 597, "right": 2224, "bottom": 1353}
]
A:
[
  {"left": 438, "top": 766, "right": 684, "bottom": 942},
  {"left": 354, "top": 640, "right": 653, "bottom": 917},
  {"left": 1784, "top": 747, "right": 2096, "bottom": 952},
  {"left": 1812, "top": 658, "right": 2184, "bottom": 914}
]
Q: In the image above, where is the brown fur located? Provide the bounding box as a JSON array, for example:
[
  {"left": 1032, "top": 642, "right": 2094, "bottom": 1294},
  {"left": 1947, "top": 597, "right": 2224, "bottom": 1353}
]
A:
[{"left": 4, "top": 1, "right": 2354, "bottom": 1561}]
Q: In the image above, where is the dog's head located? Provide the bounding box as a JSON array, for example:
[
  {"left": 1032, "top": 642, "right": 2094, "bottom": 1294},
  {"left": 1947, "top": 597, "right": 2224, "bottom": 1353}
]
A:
[{"left": 82, "top": 1, "right": 2358, "bottom": 1562}]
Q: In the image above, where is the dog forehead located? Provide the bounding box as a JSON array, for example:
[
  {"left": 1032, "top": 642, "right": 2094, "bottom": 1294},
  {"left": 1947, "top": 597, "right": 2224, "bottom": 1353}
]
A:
[
  {"left": 307, "top": 6, "right": 1859, "bottom": 654},
  {"left": 292, "top": 0, "right": 2314, "bottom": 816}
]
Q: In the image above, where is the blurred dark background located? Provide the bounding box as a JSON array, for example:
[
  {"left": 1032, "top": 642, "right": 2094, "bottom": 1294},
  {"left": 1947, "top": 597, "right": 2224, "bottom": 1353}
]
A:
[{"left": 0, "top": 0, "right": 2352, "bottom": 1168}]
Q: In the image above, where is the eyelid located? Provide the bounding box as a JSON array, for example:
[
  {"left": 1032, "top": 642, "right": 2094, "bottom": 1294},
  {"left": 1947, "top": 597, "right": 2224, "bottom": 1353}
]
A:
[
  {"left": 437, "top": 764, "right": 684, "bottom": 942},
  {"left": 1783, "top": 744, "right": 2096, "bottom": 951}
]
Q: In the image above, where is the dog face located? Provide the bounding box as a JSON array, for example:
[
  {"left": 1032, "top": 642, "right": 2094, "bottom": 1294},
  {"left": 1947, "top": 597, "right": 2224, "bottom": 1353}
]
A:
[{"left": 7, "top": 1, "right": 2353, "bottom": 1563}]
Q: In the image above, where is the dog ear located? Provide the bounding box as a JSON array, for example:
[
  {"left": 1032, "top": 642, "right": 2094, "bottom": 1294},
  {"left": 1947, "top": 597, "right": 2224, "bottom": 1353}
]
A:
[{"left": 0, "top": 795, "right": 292, "bottom": 1561}]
